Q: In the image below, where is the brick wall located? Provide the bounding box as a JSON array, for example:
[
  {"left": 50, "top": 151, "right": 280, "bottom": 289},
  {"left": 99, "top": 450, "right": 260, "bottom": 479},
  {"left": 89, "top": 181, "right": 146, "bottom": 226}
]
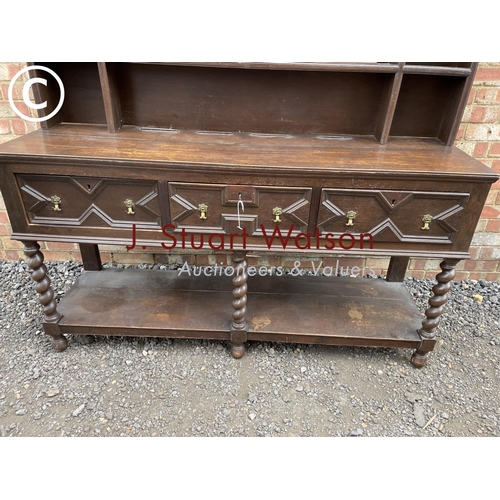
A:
[{"left": 0, "top": 62, "right": 499, "bottom": 280}]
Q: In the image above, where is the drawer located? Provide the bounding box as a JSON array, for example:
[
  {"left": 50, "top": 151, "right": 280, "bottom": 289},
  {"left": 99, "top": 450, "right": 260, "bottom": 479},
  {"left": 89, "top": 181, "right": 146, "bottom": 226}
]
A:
[
  {"left": 169, "top": 182, "right": 312, "bottom": 235},
  {"left": 317, "top": 188, "right": 469, "bottom": 244},
  {"left": 17, "top": 175, "right": 161, "bottom": 229}
]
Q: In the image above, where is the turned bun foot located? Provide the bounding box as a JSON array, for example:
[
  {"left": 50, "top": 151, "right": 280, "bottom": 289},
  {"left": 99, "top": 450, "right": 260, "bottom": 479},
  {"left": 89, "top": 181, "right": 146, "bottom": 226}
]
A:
[
  {"left": 411, "top": 351, "right": 428, "bottom": 368},
  {"left": 51, "top": 336, "right": 68, "bottom": 352},
  {"left": 231, "top": 343, "right": 246, "bottom": 359}
]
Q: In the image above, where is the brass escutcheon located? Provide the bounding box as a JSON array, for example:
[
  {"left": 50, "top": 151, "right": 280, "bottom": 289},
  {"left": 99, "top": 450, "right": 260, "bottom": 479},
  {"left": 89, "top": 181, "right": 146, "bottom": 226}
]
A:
[
  {"left": 346, "top": 210, "right": 357, "bottom": 226},
  {"left": 272, "top": 207, "right": 283, "bottom": 223},
  {"left": 198, "top": 203, "right": 208, "bottom": 219},
  {"left": 124, "top": 199, "right": 135, "bottom": 215},
  {"left": 50, "top": 195, "right": 62, "bottom": 211},
  {"left": 421, "top": 214, "right": 433, "bottom": 230}
]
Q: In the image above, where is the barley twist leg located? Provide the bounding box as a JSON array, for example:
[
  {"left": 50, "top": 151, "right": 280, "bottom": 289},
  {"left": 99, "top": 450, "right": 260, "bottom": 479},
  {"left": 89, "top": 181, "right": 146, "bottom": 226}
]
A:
[
  {"left": 230, "top": 252, "right": 248, "bottom": 359},
  {"left": 411, "top": 259, "right": 459, "bottom": 368},
  {"left": 22, "top": 241, "right": 67, "bottom": 352}
]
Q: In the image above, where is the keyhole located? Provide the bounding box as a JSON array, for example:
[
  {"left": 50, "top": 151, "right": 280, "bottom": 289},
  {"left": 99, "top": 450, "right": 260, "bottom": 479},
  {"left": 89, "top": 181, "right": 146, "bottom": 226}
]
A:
[
  {"left": 391, "top": 199, "right": 396, "bottom": 206},
  {"left": 87, "top": 184, "right": 91, "bottom": 191}
]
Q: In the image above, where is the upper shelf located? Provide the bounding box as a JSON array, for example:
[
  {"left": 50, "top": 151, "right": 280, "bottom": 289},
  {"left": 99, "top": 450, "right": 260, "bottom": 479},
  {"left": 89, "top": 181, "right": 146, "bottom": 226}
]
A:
[{"left": 28, "top": 62, "right": 478, "bottom": 146}]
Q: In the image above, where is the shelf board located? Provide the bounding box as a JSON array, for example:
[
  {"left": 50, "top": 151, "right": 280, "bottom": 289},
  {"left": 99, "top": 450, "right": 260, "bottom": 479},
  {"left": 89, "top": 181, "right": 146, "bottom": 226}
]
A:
[
  {"left": 403, "top": 65, "right": 471, "bottom": 77},
  {"left": 135, "top": 62, "right": 400, "bottom": 73},
  {"left": 1, "top": 124, "right": 496, "bottom": 181},
  {"left": 57, "top": 269, "right": 422, "bottom": 349}
]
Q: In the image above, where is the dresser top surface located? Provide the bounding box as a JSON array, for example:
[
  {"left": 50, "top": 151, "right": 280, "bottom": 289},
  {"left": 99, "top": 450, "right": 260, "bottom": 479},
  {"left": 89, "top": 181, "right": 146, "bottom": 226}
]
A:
[{"left": 0, "top": 124, "right": 497, "bottom": 181}]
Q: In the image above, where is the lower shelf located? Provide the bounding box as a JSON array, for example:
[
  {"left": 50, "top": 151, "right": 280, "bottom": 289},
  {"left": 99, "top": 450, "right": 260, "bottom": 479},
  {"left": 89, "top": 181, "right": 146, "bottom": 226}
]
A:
[{"left": 56, "top": 269, "right": 422, "bottom": 349}]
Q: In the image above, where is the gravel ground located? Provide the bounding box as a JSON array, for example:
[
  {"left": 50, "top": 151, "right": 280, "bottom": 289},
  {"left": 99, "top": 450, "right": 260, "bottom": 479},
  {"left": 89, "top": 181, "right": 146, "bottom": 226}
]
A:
[{"left": 0, "top": 258, "right": 499, "bottom": 437}]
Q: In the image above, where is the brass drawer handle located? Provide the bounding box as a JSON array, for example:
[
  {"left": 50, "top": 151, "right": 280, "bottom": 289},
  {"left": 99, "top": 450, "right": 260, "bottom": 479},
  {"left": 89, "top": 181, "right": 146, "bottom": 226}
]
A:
[
  {"left": 124, "top": 199, "right": 135, "bottom": 215},
  {"left": 421, "top": 214, "right": 433, "bottom": 230},
  {"left": 198, "top": 203, "right": 208, "bottom": 219},
  {"left": 50, "top": 195, "right": 62, "bottom": 212},
  {"left": 273, "top": 207, "right": 283, "bottom": 223},
  {"left": 346, "top": 210, "right": 356, "bottom": 226}
]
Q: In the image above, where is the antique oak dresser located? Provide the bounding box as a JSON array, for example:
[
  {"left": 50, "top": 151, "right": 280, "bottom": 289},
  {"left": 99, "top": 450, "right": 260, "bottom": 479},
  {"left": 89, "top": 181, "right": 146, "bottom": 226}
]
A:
[{"left": 0, "top": 62, "right": 497, "bottom": 367}]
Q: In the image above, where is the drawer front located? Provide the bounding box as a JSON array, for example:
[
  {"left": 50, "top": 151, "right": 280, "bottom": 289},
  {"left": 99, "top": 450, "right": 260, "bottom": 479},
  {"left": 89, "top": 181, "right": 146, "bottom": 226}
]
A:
[
  {"left": 317, "top": 188, "right": 469, "bottom": 244},
  {"left": 169, "top": 182, "right": 312, "bottom": 235},
  {"left": 17, "top": 175, "right": 161, "bottom": 229}
]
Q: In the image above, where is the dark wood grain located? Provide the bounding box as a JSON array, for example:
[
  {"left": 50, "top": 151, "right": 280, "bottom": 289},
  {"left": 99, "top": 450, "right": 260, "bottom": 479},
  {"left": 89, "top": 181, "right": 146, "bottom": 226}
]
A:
[
  {"left": 375, "top": 63, "right": 404, "bottom": 144},
  {"left": 0, "top": 62, "right": 497, "bottom": 367},
  {"left": 34, "top": 62, "right": 106, "bottom": 126},
  {"left": 115, "top": 63, "right": 392, "bottom": 136},
  {"left": 79, "top": 243, "right": 102, "bottom": 271},
  {"left": 0, "top": 125, "right": 496, "bottom": 180},
  {"left": 386, "top": 256, "right": 410, "bottom": 282},
  {"left": 98, "top": 62, "right": 123, "bottom": 133},
  {"left": 56, "top": 269, "right": 422, "bottom": 349}
]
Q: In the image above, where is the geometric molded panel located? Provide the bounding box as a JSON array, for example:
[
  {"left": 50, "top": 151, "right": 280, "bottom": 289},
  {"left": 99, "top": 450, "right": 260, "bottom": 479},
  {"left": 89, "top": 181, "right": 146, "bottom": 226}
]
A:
[
  {"left": 317, "top": 188, "right": 469, "bottom": 245},
  {"left": 17, "top": 175, "right": 161, "bottom": 229},
  {"left": 169, "top": 182, "right": 312, "bottom": 235}
]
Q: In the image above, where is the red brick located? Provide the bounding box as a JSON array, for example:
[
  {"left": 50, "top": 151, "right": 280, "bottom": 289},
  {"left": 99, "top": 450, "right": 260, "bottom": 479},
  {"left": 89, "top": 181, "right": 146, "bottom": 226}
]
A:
[
  {"left": 0, "top": 224, "right": 9, "bottom": 235},
  {"left": 155, "top": 253, "right": 195, "bottom": 265},
  {"left": 464, "top": 260, "right": 480, "bottom": 271},
  {"left": 409, "top": 259, "right": 427, "bottom": 270},
  {"left": 469, "top": 272, "right": 483, "bottom": 280},
  {"left": 3, "top": 239, "right": 23, "bottom": 250},
  {"left": 455, "top": 126, "right": 465, "bottom": 141},
  {"left": 268, "top": 256, "right": 281, "bottom": 267},
  {"left": 485, "top": 107, "right": 500, "bottom": 123},
  {"left": 467, "top": 260, "right": 500, "bottom": 272},
  {"left": 42, "top": 251, "right": 72, "bottom": 262},
  {"left": 409, "top": 270, "right": 425, "bottom": 279},
  {"left": 474, "top": 142, "right": 489, "bottom": 157},
  {"left": 281, "top": 259, "right": 319, "bottom": 269},
  {"left": 496, "top": 191, "right": 500, "bottom": 204},
  {"left": 44, "top": 241, "right": 78, "bottom": 251},
  {"left": 486, "top": 191, "right": 498, "bottom": 205},
  {"left": 454, "top": 271, "right": 470, "bottom": 281},
  {"left": 475, "top": 67, "right": 500, "bottom": 84},
  {"left": 10, "top": 119, "right": 27, "bottom": 135},
  {"left": 7, "top": 63, "right": 24, "bottom": 80},
  {"left": 469, "top": 106, "right": 486, "bottom": 122},
  {"left": 116, "top": 253, "right": 154, "bottom": 264},
  {"left": 0, "top": 119, "right": 9, "bottom": 134},
  {"left": 475, "top": 88, "right": 499, "bottom": 105},
  {"left": 469, "top": 246, "right": 480, "bottom": 259},
  {"left": 0, "top": 102, "right": 15, "bottom": 118},
  {"left": 3, "top": 250, "right": 22, "bottom": 260},
  {"left": 482, "top": 260, "right": 499, "bottom": 271},
  {"left": 479, "top": 247, "right": 495, "bottom": 259},
  {"left": 481, "top": 205, "right": 500, "bottom": 218},
  {"left": 25, "top": 121, "right": 40, "bottom": 133},
  {"left": 486, "top": 219, "right": 500, "bottom": 232},
  {"left": 492, "top": 161, "right": 500, "bottom": 174},
  {"left": 467, "top": 88, "right": 475, "bottom": 104},
  {"left": 9, "top": 101, "right": 31, "bottom": 120},
  {"left": 1, "top": 82, "right": 24, "bottom": 101},
  {"left": 195, "top": 255, "right": 210, "bottom": 266},
  {"left": 0, "top": 211, "right": 8, "bottom": 223},
  {"left": 99, "top": 252, "right": 112, "bottom": 263},
  {"left": 322, "top": 257, "right": 365, "bottom": 268},
  {"left": 485, "top": 273, "right": 499, "bottom": 281},
  {"left": 490, "top": 143, "right": 500, "bottom": 156}
]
